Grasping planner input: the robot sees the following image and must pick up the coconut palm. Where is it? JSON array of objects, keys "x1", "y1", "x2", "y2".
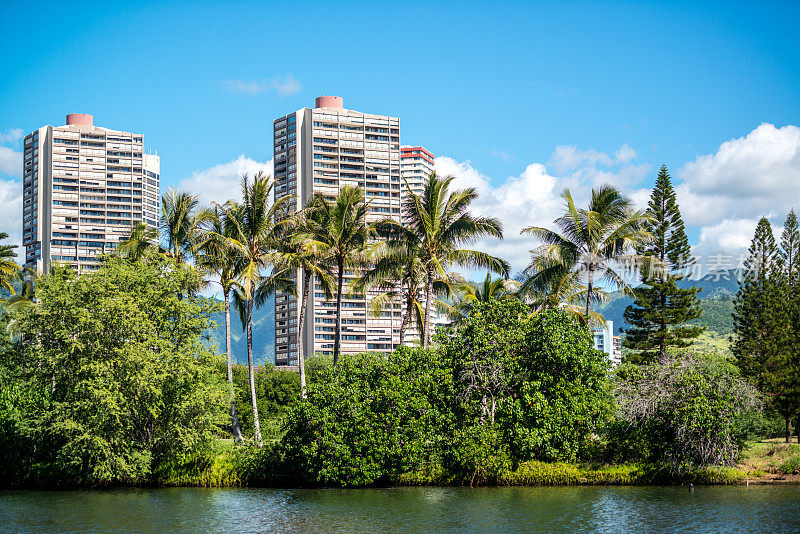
[
  {"x1": 400, "y1": 173, "x2": 509, "y2": 348},
  {"x1": 195, "y1": 207, "x2": 244, "y2": 442},
  {"x1": 1, "y1": 269, "x2": 37, "y2": 339},
  {"x1": 519, "y1": 259, "x2": 608, "y2": 325},
  {"x1": 444, "y1": 273, "x2": 520, "y2": 324},
  {"x1": 355, "y1": 241, "x2": 456, "y2": 347},
  {"x1": 522, "y1": 186, "x2": 651, "y2": 320},
  {"x1": 295, "y1": 186, "x2": 379, "y2": 364},
  {"x1": 0, "y1": 232, "x2": 20, "y2": 294},
  {"x1": 118, "y1": 222, "x2": 160, "y2": 260},
  {"x1": 274, "y1": 201, "x2": 334, "y2": 398},
  {"x1": 160, "y1": 188, "x2": 202, "y2": 265},
  {"x1": 223, "y1": 172, "x2": 293, "y2": 445}
]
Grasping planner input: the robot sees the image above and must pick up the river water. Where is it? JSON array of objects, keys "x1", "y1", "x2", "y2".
[{"x1": 1, "y1": 485, "x2": 798, "y2": 533}]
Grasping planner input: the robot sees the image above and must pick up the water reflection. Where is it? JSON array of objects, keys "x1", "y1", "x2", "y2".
[{"x1": 0, "y1": 485, "x2": 798, "y2": 533}]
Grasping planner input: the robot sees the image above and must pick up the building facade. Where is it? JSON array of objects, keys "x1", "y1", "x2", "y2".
[
  {"x1": 273, "y1": 96, "x2": 402, "y2": 365},
  {"x1": 22, "y1": 114, "x2": 159, "y2": 273},
  {"x1": 400, "y1": 145, "x2": 435, "y2": 198},
  {"x1": 593, "y1": 319, "x2": 622, "y2": 366}
]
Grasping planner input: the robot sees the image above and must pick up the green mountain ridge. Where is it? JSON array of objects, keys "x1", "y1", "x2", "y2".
[{"x1": 596, "y1": 270, "x2": 737, "y2": 336}]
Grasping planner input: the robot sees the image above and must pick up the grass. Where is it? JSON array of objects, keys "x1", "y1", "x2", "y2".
[
  {"x1": 739, "y1": 438, "x2": 800, "y2": 476},
  {"x1": 153, "y1": 438, "x2": 789, "y2": 488},
  {"x1": 394, "y1": 462, "x2": 748, "y2": 487}
]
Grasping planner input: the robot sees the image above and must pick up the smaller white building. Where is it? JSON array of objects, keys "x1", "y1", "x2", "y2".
[{"x1": 593, "y1": 320, "x2": 622, "y2": 366}]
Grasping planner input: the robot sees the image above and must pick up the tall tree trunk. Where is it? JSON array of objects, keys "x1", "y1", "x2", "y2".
[
  {"x1": 333, "y1": 258, "x2": 344, "y2": 365},
  {"x1": 423, "y1": 265, "x2": 434, "y2": 349},
  {"x1": 585, "y1": 267, "x2": 594, "y2": 324},
  {"x1": 247, "y1": 298, "x2": 262, "y2": 445},
  {"x1": 399, "y1": 288, "x2": 413, "y2": 347},
  {"x1": 297, "y1": 270, "x2": 311, "y2": 399},
  {"x1": 225, "y1": 290, "x2": 243, "y2": 443},
  {"x1": 787, "y1": 415, "x2": 793, "y2": 444}
]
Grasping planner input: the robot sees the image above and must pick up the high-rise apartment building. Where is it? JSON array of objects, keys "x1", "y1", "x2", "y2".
[
  {"x1": 273, "y1": 96, "x2": 402, "y2": 365},
  {"x1": 400, "y1": 145, "x2": 435, "y2": 197},
  {"x1": 593, "y1": 320, "x2": 622, "y2": 366},
  {"x1": 22, "y1": 114, "x2": 159, "y2": 273}
]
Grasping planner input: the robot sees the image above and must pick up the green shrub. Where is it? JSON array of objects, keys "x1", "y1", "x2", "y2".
[
  {"x1": 443, "y1": 423, "x2": 512, "y2": 485},
  {"x1": 0, "y1": 257, "x2": 227, "y2": 488},
  {"x1": 441, "y1": 302, "x2": 612, "y2": 464},
  {"x1": 281, "y1": 348, "x2": 451, "y2": 487}
]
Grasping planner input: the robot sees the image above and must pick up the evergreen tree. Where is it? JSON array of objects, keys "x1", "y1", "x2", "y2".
[
  {"x1": 733, "y1": 217, "x2": 799, "y2": 442},
  {"x1": 623, "y1": 165, "x2": 703, "y2": 362},
  {"x1": 777, "y1": 211, "x2": 800, "y2": 442}
]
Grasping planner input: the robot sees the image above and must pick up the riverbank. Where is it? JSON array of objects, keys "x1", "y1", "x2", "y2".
[{"x1": 150, "y1": 442, "x2": 767, "y2": 489}]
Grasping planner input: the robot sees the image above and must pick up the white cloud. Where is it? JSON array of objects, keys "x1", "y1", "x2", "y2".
[
  {"x1": 434, "y1": 123, "x2": 800, "y2": 272},
  {"x1": 176, "y1": 155, "x2": 274, "y2": 207},
  {"x1": 269, "y1": 74, "x2": 302, "y2": 96},
  {"x1": 692, "y1": 218, "x2": 761, "y2": 262},
  {"x1": 435, "y1": 144, "x2": 646, "y2": 274},
  {"x1": 0, "y1": 129, "x2": 23, "y2": 144},
  {"x1": 677, "y1": 123, "x2": 800, "y2": 228},
  {"x1": 223, "y1": 74, "x2": 302, "y2": 96},
  {"x1": 0, "y1": 177, "x2": 22, "y2": 251},
  {"x1": 0, "y1": 146, "x2": 22, "y2": 176}
]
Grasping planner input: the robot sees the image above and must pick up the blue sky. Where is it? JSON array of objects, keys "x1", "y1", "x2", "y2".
[{"x1": 2, "y1": 0, "x2": 800, "y2": 273}]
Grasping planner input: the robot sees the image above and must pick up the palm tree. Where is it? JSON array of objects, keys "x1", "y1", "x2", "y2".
[
  {"x1": 522, "y1": 186, "x2": 651, "y2": 321},
  {"x1": 160, "y1": 188, "x2": 202, "y2": 265},
  {"x1": 400, "y1": 173, "x2": 509, "y2": 348},
  {"x1": 0, "y1": 232, "x2": 20, "y2": 294},
  {"x1": 118, "y1": 222, "x2": 160, "y2": 260},
  {"x1": 1, "y1": 269, "x2": 37, "y2": 339},
  {"x1": 295, "y1": 186, "x2": 379, "y2": 364},
  {"x1": 445, "y1": 273, "x2": 520, "y2": 323},
  {"x1": 223, "y1": 172, "x2": 292, "y2": 444},
  {"x1": 356, "y1": 241, "x2": 455, "y2": 347},
  {"x1": 519, "y1": 260, "x2": 607, "y2": 325},
  {"x1": 276, "y1": 203, "x2": 333, "y2": 398},
  {"x1": 195, "y1": 207, "x2": 244, "y2": 442}
]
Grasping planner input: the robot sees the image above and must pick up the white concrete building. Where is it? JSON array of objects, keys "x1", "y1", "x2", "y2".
[
  {"x1": 400, "y1": 145, "x2": 435, "y2": 198},
  {"x1": 273, "y1": 96, "x2": 402, "y2": 365},
  {"x1": 593, "y1": 319, "x2": 622, "y2": 366},
  {"x1": 22, "y1": 114, "x2": 159, "y2": 273}
]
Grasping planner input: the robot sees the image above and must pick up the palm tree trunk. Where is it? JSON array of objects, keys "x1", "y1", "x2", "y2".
[
  {"x1": 246, "y1": 298, "x2": 262, "y2": 445},
  {"x1": 297, "y1": 270, "x2": 311, "y2": 399},
  {"x1": 399, "y1": 289, "x2": 413, "y2": 346},
  {"x1": 585, "y1": 268, "x2": 593, "y2": 324},
  {"x1": 225, "y1": 290, "x2": 243, "y2": 443},
  {"x1": 423, "y1": 265, "x2": 434, "y2": 349},
  {"x1": 333, "y1": 258, "x2": 344, "y2": 365}
]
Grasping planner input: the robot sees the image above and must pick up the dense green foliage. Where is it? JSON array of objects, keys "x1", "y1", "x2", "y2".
[
  {"x1": 624, "y1": 166, "x2": 703, "y2": 361},
  {"x1": 281, "y1": 301, "x2": 612, "y2": 486},
  {"x1": 283, "y1": 349, "x2": 451, "y2": 486},
  {"x1": 0, "y1": 258, "x2": 227, "y2": 487}
]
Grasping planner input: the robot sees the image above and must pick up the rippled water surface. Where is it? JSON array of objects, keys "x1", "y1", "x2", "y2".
[{"x1": 1, "y1": 485, "x2": 799, "y2": 533}]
